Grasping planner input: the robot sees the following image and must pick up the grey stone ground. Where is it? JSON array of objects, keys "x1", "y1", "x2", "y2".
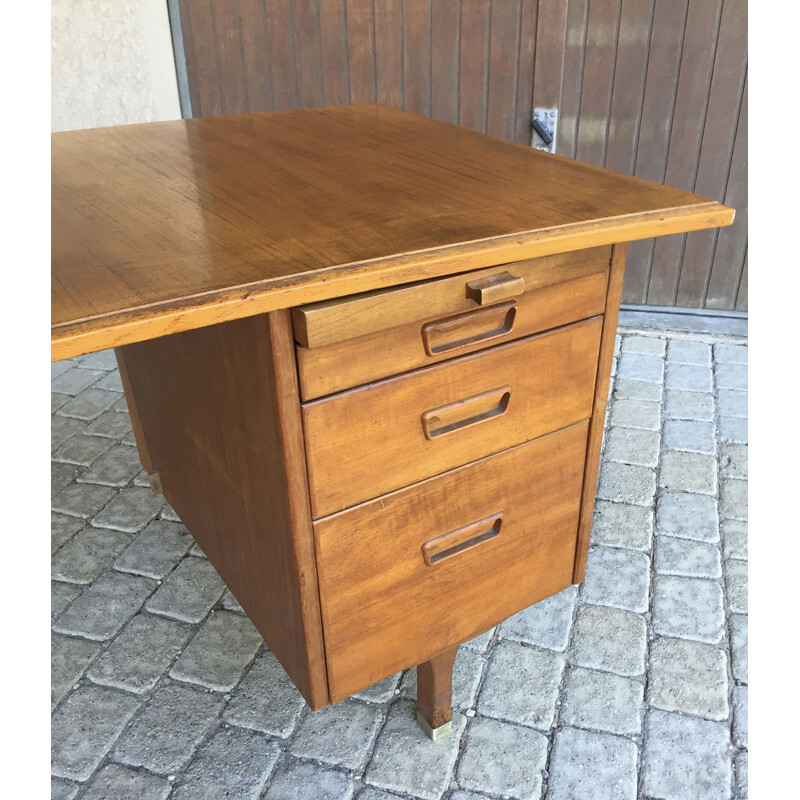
[{"x1": 51, "y1": 329, "x2": 748, "y2": 800}]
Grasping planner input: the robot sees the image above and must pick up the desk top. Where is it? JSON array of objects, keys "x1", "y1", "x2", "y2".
[{"x1": 52, "y1": 104, "x2": 733, "y2": 360}]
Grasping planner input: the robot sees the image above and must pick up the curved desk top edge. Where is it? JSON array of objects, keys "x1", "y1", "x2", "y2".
[{"x1": 52, "y1": 201, "x2": 732, "y2": 362}]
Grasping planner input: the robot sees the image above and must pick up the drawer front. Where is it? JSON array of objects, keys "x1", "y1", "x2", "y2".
[
  {"x1": 315, "y1": 421, "x2": 589, "y2": 702},
  {"x1": 294, "y1": 247, "x2": 610, "y2": 400},
  {"x1": 303, "y1": 316, "x2": 602, "y2": 517}
]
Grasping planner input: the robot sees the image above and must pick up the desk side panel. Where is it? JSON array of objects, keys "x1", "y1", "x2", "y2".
[{"x1": 116, "y1": 310, "x2": 328, "y2": 708}]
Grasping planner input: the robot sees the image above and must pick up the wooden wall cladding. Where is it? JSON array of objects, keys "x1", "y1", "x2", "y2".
[{"x1": 175, "y1": 0, "x2": 747, "y2": 310}]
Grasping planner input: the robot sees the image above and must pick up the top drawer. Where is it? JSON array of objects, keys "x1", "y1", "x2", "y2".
[{"x1": 293, "y1": 247, "x2": 610, "y2": 400}]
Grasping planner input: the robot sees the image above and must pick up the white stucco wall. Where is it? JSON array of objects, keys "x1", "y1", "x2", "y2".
[{"x1": 51, "y1": 0, "x2": 182, "y2": 132}]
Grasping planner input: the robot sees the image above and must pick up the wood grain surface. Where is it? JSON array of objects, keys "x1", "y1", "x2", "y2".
[{"x1": 52, "y1": 104, "x2": 732, "y2": 360}]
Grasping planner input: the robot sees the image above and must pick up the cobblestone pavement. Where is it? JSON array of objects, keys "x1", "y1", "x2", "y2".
[{"x1": 51, "y1": 329, "x2": 748, "y2": 800}]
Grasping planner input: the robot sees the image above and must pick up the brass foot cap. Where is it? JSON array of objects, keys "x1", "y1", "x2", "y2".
[{"x1": 416, "y1": 710, "x2": 452, "y2": 741}]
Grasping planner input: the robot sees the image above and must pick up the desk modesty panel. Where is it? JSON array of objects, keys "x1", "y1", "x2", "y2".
[{"x1": 52, "y1": 105, "x2": 733, "y2": 738}]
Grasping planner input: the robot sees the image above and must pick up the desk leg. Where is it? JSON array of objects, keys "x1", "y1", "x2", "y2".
[{"x1": 416, "y1": 646, "x2": 458, "y2": 740}]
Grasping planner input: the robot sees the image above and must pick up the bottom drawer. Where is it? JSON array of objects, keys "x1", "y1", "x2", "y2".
[{"x1": 314, "y1": 420, "x2": 589, "y2": 702}]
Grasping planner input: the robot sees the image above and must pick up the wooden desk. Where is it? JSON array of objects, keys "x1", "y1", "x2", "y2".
[{"x1": 52, "y1": 104, "x2": 733, "y2": 739}]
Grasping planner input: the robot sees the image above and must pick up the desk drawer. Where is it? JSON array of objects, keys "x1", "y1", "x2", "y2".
[
  {"x1": 314, "y1": 421, "x2": 588, "y2": 702},
  {"x1": 303, "y1": 316, "x2": 602, "y2": 517},
  {"x1": 294, "y1": 247, "x2": 610, "y2": 400}
]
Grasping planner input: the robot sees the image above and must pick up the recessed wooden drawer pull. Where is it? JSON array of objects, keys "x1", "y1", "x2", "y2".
[
  {"x1": 421, "y1": 302, "x2": 517, "y2": 356},
  {"x1": 465, "y1": 271, "x2": 525, "y2": 305},
  {"x1": 421, "y1": 385, "x2": 511, "y2": 440},
  {"x1": 421, "y1": 512, "x2": 504, "y2": 566}
]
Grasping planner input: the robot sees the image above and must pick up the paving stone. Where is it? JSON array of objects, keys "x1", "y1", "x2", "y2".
[
  {"x1": 500, "y1": 585, "x2": 576, "y2": 651},
  {"x1": 608, "y1": 398, "x2": 660, "y2": 430},
  {"x1": 590, "y1": 501, "x2": 653, "y2": 551},
  {"x1": 569, "y1": 604, "x2": 646, "y2": 677},
  {"x1": 114, "y1": 684, "x2": 224, "y2": 773},
  {"x1": 77, "y1": 349, "x2": 119, "y2": 371},
  {"x1": 715, "y1": 342, "x2": 747, "y2": 364},
  {"x1": 730, "y1": 614, "x2": 748, "y2": 683},
  {"x1": 720, "y1": 479, "x2": 748, "y2": 521},
  {"x1": 52, "y1": 415, "x2": 87, "y2": 452},
  {"x1": 725, "y1": 559, "x2": 748, "y2": 614},
  {"x1": 52, "y1": 512, "x2": 84, "y2": 554},
  {"x1": 716, "y1": 388, "x2": 747, "y2": 418},
  {"x1": 93, "y1": 369, "x2": 125, "y2": 392},
  {"x1": 647, "y1": 637, "x2": 729, "y2": 720},
  {"x1": 51, "y1": 527, "x2": 132, "y2": 584},
  {"x1": 112, "y1": 394, "x2": 129, "y2": 412},
  {"x1": 52, "y1": 482, "x2": 116, "y2": 520},
  {"x1": 667, "y1": 339, "x2": 712, "y2": 365},
  {"x1": 223, "y1": 650, "x2": 307, "y2": 737},
  {"x1": 172, "y1": 726, "x2": 281, "y2": 800},
  {"x1": 53, "y1": 434, "x2": 116, "y2": 467},
  {"x1": 660, "y1": 451, "x2": 717, "y2": 495},
  {"x1": 616, "y1": 352, "x2": 664, "y2": 383},
  {"x1": 604, "y1": 426, "x2": 660, "y2": 467},
  {"x1": 114, "y1": 520, "x2": 196, "y2": 579},
  {"x1": 612, "y1": 377, "x2": 662, "y2": 401},
  {"x1": 720, "y1": 443, "x2": 748, "y2": 479},
  {"x1": 666, "y1": 363, "x2": 713, "y2": 393},
  {"x1": 53, "y1": 571, "x2": 156, "y2": 641},
  {"x1": 51, "y1": 634, "x2": 101, "y2": 709},
  {"x1": 457, "y1": 716, "x2": 547, "y2": 800},
  {"x1": 52, "y1": 358, "x2": 78, "y2": 379},
  {"x1": 664, "y1": 388, "x2": 715, "y2": 421},
  {"x1": 159, "y1": 502, "x2": 181, "y2": 522},
  {"x1": 87, "y1": 613, "x2": 192, "y2": 693},
  {"x1": 353, "y1": 672, "x2": 403, "y2": 703},
  {"x1": 718, "y1": 415, "x2": 748, "y2": 444},
  {"x1": 85, "y1": 411, "x2": 133, "y2": 440},
  {"x1": 357, "y1": 790, "x2": 406, "y2": 800},
  {"x1": 264, "y1": 759, "x2": 356, "y2": 800},
  {"x1": 655, "y1": 491, "x2": 719, "y2": 542},
  {"x1": 220, "y1": 588, "x2": 245, "y2": 613},
  {"x1": 289, "y1": 700, "x2": 384, "y2": 770},
  {"x1": 622, "y1": 335, "x2": 666, "y2": 356},
  {"x1": 462, "y1": 626, "x2": 495, "y2": 652},
  {"x1": 663, "y1": 419, "x2": 716, "y2": 455},
  {"x1": 547, "y1": 726, "x2": 638, "y2": 800},
  {"x1": 731, "y1": 688, "x2": 747, "y2": 750},
  {"x1": 51, "y1": 685, "x2": 139, "y2": 782},
  {"x1": 365, "y1": 700, "x2": 465, "y2": 800},
  {"x1": 478, "y1": 640, "x2": 564, "y2": 729},
  {"x1": 642, "y1": 709, "x2": 731, "y2": 800},
  {"x1": 189, "y1": 541, "x2": 207, "y2": 557},
  {"x1": 716, "y1": 362, "x2": 747, "y2": 390},
  {"x1": 52, "y1": 581, "x2": 82, "y2": 622},
  {"x1": 133, "y1": 468, "x2": 152, "y2": 487},
  {"x1": 147, "y1": 556, "x2": 226, "y2": 622},
  {"x1": 596, "y1": 461, "x2": 656, "y2": 506},
  {"x1": 52, "y1": 392, "x2": 71, "y2": 413},
  {"x1": 401, "y1": 647, "x2": 485, "y2": 710},
  {"x1": 580, "y1": 546, "x2": 650, "y2": 612},
  {"x1": 58, "y1": 388, "x2": 120, "y2": 421},
  {"x1": 652, "y1": 576, "x2": 725, "y2": 643},
  {"x1": 92, "y1": 487, "x2": 164, "y2": 532},
  {"x1": 81, "y1": 764, "x2": 171, "y2": 800},
  {"x1": 561, "y1": 666, "x2": 644, "y2": 735},
  {"x1": 614, "y1": 333, "x2": 622, "y2": 354},
  {"x1": 170, "y1": 610, "x2": 262, "y2": 691},
  {"x1": 654, "y1": 535, "x2": 722, "y2": 578},
  {"x1": 735, "y1": 751, "x2": 748, "y2": 799},
  {"x1": 51, "y1": 778, "x2": 79, "y2": 800},
  {"x1": 51, "y1": 367, "x2": 104, "y2": 396},
  {"x1": 79, "y1": 444, "x2": 142, "y2": 487},
  {"x1": 51, "y1": 462, "x2": 82, "y2": 498}
]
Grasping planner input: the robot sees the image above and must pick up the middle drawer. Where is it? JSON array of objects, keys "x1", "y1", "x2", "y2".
[{"x1": 303, "y1": 315, "x2": 602, "y2": 517}]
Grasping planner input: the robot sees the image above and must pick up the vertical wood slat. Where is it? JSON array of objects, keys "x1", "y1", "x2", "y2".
[
  {"x1": 623, "y1": 0, "x2": 688, "y2": 304},
  {"x1": 173, "y1": 0, "x2": 747, "y2": 310},
  {"x1": 459, "y1": 0, "x2": 491, "y2": 133},
  {"x1": 676, "y1": 0, "x2": 747, "y2": 307},
  {"x1": 431, "y1": 0, "x2": 461, "y2": 124},
  {"x1": 735, "y1": 249, "x2": 747, "y2": 312},
  {"x1": 402, "y1": 0, "x2": 432, "y2": 116}
]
